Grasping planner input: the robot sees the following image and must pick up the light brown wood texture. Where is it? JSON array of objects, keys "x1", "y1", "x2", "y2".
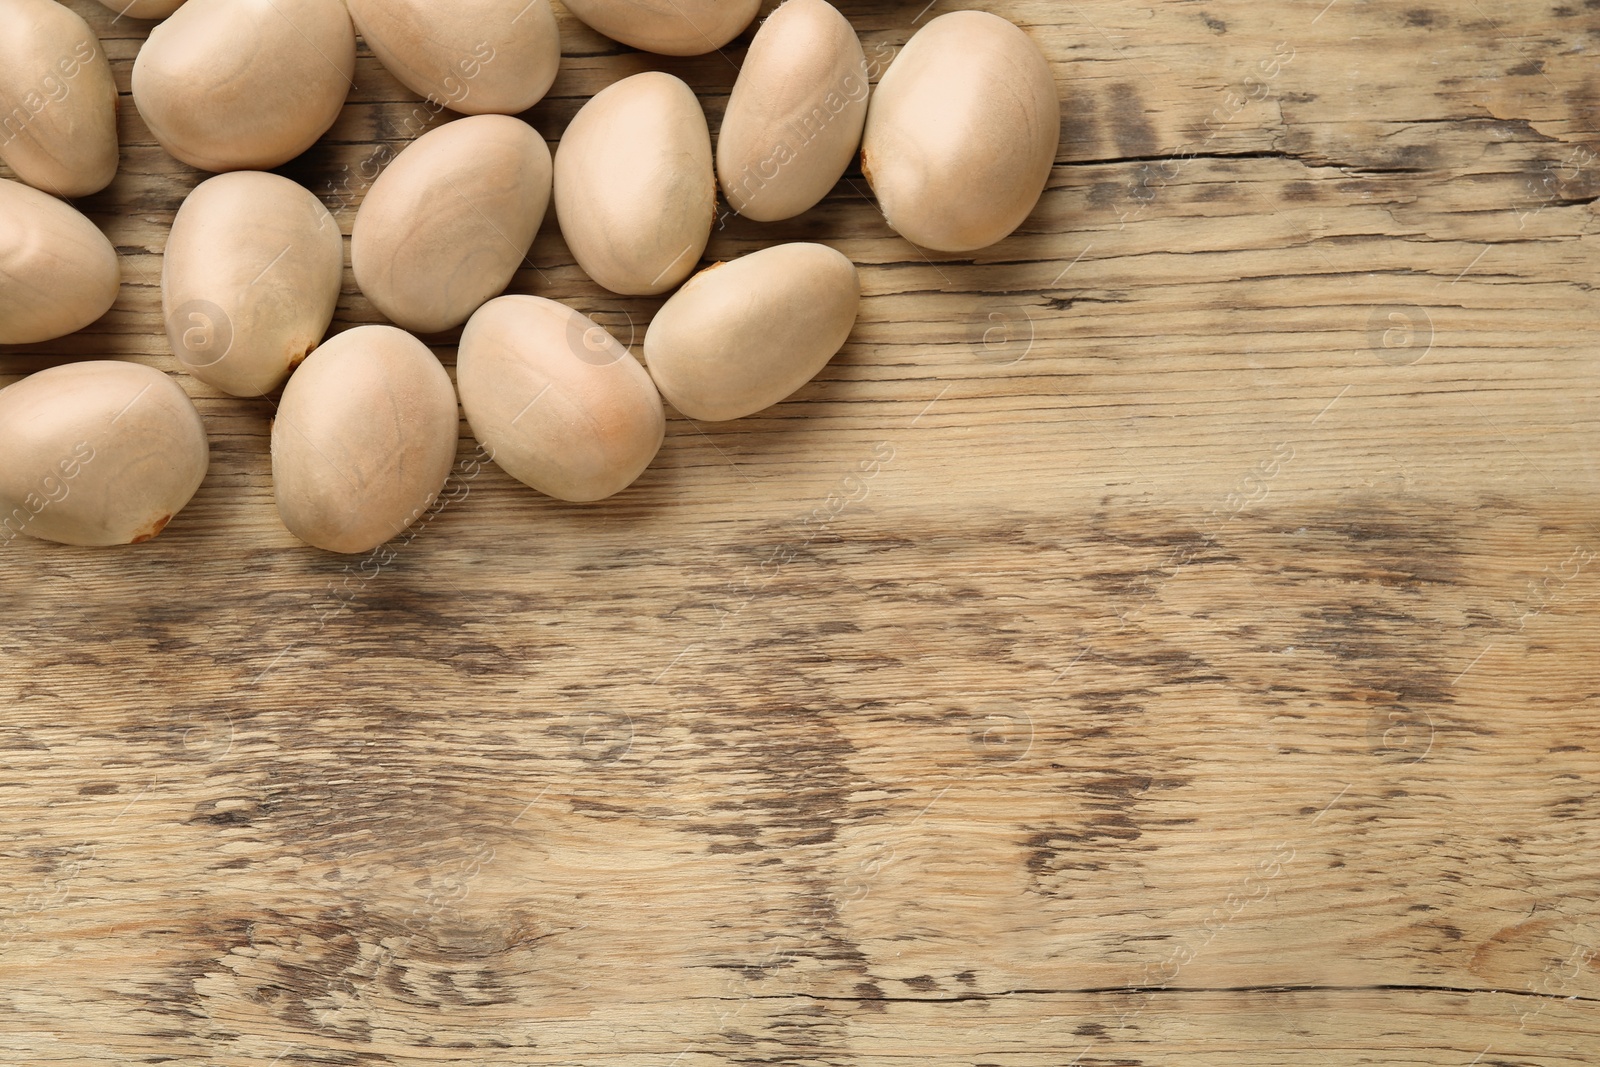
[{"x1": 3, "y1": 1, "x2": 1599, "y2": 1063}]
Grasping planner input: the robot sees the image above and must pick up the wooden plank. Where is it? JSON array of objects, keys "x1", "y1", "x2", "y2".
[{"x1": 2, "y1": 1, "x2": 1598, "y2": 1064}]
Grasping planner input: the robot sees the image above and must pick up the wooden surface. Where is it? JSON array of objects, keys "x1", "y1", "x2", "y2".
[{"x1": 3, "y1": 0, "x2": 1600, "y2": 1063}]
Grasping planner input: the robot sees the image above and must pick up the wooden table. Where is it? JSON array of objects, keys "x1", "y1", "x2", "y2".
[{"x1": 3, "y1": 1, "x2": 1598, "y2": 1063}]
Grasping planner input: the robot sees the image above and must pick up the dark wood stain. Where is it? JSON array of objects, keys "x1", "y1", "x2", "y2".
[
  {"x1": 1107, "y1": 82, "x2": 1159, "y2": 159},
  {"x1": 1064, "y1": 87, "x2": 1103, "y2": 162},
  {"x1": 5, "y1": 1, "x2": 1600, "y2": 1063}
]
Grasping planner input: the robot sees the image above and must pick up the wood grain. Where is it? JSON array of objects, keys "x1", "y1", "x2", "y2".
[{"x1": 3, "y1": 1, "x2": 1600, "y2": 1064}]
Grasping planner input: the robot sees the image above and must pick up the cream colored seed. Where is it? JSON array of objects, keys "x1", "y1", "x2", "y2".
[
  {"x1": 271, "y1": 326, "x2": 460, "y2": 555},
  {"x1": 554, "y1": 72, "x2": 715, "y2": 298},
  {"x1": 0, "y1": 178, "x2": 120, "y2": 346},
  {"x1": 0, "y1": 0, "x2": 118, "y2": 197},
  {"x1": 718, "y1": 0, "x2": 869, "y2": 223},
  {"x1": 353, "y1": 114, "x2": 552, "y2": 335},
  {"x1": 862, "y1": 10, "x2": 1061, "y2": 253},
  {"x1": 644, "y1": 242, "x2": 861, "y2": 423},
  {"x1": 163, "y1": 171, "x2": 344, "y2": 398},
  {"x1": 458, "y1": 295, "x2": 666, "y2": 503},
  {"x1": 560, "y1": 0, "x2": 758, "y2": 56},
  {"x1": 0, "y1": 361, "x2": 209, "y2": 547},
  {"x1": 132, "y1": 0, "x2": 356, "y2": 173},
  {"x1": 346, "y1": 0, "x2": 560, "y2": 117}
]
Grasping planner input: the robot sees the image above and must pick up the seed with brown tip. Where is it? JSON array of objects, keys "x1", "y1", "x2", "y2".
[{"x1": 0, "y1": 362, "x2": 209, "y2": 547}]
